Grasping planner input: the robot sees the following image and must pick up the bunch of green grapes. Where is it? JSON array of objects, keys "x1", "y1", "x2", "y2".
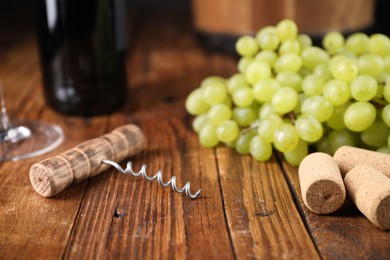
[{"x1": 185, "y1": 19, "x2": 390, "y2": 166}]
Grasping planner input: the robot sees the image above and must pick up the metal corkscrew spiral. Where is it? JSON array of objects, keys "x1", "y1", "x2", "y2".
[
  {"x1": 102, "y1": 160, "x2": 202, "y2": 199},
  {"x1": 29, "y1": 124, "x2": 202, "y2": 199}
]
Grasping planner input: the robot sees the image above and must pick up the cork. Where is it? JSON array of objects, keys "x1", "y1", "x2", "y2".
[
  {"x1": 334, "y1": 146, "x2": 390, "y2": 178},
  {"x1": 298, "y1": 152, "x2": 346, "y2": 214},
  {"x1": 344, "y1": 165, "x2": 390, "y2": 230},
  {"x1": 29, "y1": 124, "x2": 145, "y2": 197}
]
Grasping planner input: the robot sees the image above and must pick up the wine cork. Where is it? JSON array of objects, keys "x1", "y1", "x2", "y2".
[
  {"x1": 30, "y1": 124, "x2": 145, "y2": 197},
  {"x1": 298, "y1": 152, "x2": 346, "y2": 214},
  {"x1": 334, "y1": 146, "x2": 390, "y2": 178},
  {"x1": 344, "y1": 165, "x2": 390, "y2": 230}
]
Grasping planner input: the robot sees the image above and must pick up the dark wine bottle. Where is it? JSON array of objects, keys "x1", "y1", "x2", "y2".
[{"x1": 34, "y1": 0, "x2": 128, "y2": 116}]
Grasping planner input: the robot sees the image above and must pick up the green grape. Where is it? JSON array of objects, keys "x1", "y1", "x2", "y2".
[
  {"x1": 275, "y1": 71, "x2": 302, "y2": 92},
  {"x1": 283, "y1": 139, "x2": 309, "y2": 166},
  {"x1": 273, "y1": 123, "x2": 300, "y2": 152},
  {"x1": 255, "y1": 50, "x2": 278, "y2": 66},
  {"x1": 328, "y1": 54, "x2": 348, "y2": 68},
  {"x1": 221, "y1": 95, "x2": 233, "y2": 108},
  {"x1": 301, "y1": 96, "x2": 334, "y2": 122},
  {"x1": 237, "y1": 56, "x2": 254, "y2": 73},
  {"x1": 368, "y1": 33, "x2": 390, "y2": 56},
  {"x1": 358, "y1": 53, "x2": 384, "y2": 76},
  {"x1": 227, "y1": 73, "x2": 248, "y2": 94},
  {"x1": 232, "y1": 107, "x2": 257, "y2": 127},
  {"x1": 315, "y1": 137, "x2": 332, "y2": 155},
  {"x1": 274, "y1": 53, "x2": 302, "y2": 73},
  {"x1": 232, "y1": 86, "x2": 254, "y2": 107},
  {"x1": 207, "y1": 104, "x2": 232, "y2": 125},
  {"x1": 185, "y1": 88, "x2": 210, "y2": 115},
  {"x1": 200, "y1": 76, "x2": 225, "y2": 88},
  {"x1": 375, "y1": 71, "x2": 389, "y2": 86},
  {"x1": 192, "y1": 114, "x2": 208, "y2": 133},
  {"x1": 250, "y1": 136, "x2": 273, "y2": 161},
  {"x1": 249, "y1": 101, "x2": 261, "y2": 116},
  {"x1": 298, "y1": 67, "x2": 312, "y2": 78},
  {"x1": 257, "y1": 114, "x2": 283, "y2": 142},
  {"x1": 199, "y1": 122, "x2": 219, "y2": 148},
  {"x1": 236, "y1": 35, "x2": 259, "y2": 57},
  {"x1": 382, "y1": 104, "x2": 390, "y2": 127},
  {"x1": 377, "y1": 146, "x2": 390, "y2": 154},
  {"x1": 326, "y1": 102, "x2": 350, "y2": 130},
  {"x1": 345, "y1": 33, "x2": 369, "y2": 55},
  {"x1": 256, "y1": 26, "x2": 277, "y2": 40},
  {"x1": 323, "y1": 31, "x2": 345, "y2": 55},
  {"x1": 389, "y1": 133, "x2": 390, "y2": 148},
  {"x1": 271, "y1": 87, "x2": 298, "y2": 114},
  {"x1": 224, "y1": 139, "x2": 237, "y2": 148},
  {"x1": 202, "y1": 80, "x2": 227, "y2": 105},
  {"x1": 235, "y1": 130, "x2": 257, "y2": 155},
  {"x1": 253, "y1": 78, "x2": 281, "y2": 103},
  {"x1": 244, "y1": 60, "x2": 272, "y2": 85},
  {"x1": 297, "y1": 34, "x2": 312, "y2": 49},
  {"x1": 322, "y1": 79, "x2": 350, "y2": 106},
  {"x1": 329, "y1": 55, "x2": 346, "y2": 70},
  {"x1": 301, "y1": 46, "x2": 330, "y2": 70},
  {"x1": 295, "y1": 115, "x2": 323, "y2": 142},
  {"x1": 313, "y1": 64, "x2": 332, "y2": 81},
  {"x1": 258, "y1": 102, "x2": 282, "y2": 119},
  {"x1": 375, "y1": 83, "x2": 385, "y2": 99},
  {"x1": 294, "y1": 93, "x2": 308, "y2": 114},
  {"x1": 361, "y1": 121, "x2": 390, "y2": 148},
  {"x1": 216, "y1": 120, "x2": 240, "y2": 142},
  {"x1": 329, "y1": 129, "x2": 356, "y2": 155},
  {"x1": 257, "y1": 31, "x2": 280, "y2": 51},
  {"x1": 330, "y1": 58, "x2": 358, "y2": 82},
  {"x1": 344, "y1": 101, "x2": 376, "y2": 132},
  {"x1": 383, "y1": 83, "x2": 390, "y2": 102},
  {"x1": 350, "y1": 75, "x2": 378, "y2": 101},
  {"x1": 302, "y1": 74, "x2": 325, "y2": 96},
  {"x1": 383, "y1": 54, "x2": 390, "y2": 73},
  {"x1": 279, "y1": 39, "x2": 301, "y2": 54},
  {"x1": 341, "y1": 50, "x2": 358, "y2": 60},
  {"x1": 276, "y1": 19, "x2": 298, "y2": 42}
]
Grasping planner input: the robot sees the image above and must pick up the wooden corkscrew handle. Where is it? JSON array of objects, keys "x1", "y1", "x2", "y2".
[{"x1": 29, "y1": 124, "x2": 145, "y2": 197}]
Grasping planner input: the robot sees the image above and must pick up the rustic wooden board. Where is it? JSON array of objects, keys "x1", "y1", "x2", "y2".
[{"x1": 1, "y1": 8, "x2": 389, "y2": 260}]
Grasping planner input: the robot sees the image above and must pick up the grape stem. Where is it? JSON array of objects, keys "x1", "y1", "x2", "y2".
[
  {"x1": 286, "y1": 112, "x2": 297, "y2": 124},
  {"x1": 372, "y1": 98, "x2": 386, "y2": 109}
]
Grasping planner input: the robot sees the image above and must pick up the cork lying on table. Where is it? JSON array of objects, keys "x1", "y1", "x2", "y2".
[
  {"x1": 298, "y1": 152, "x2": 346, "y2": 214},
  {"x1": 29, "y1": 124, "x2": 145, "y2": 198},
  {"x1": 334, "y1": 146, "x2": 390, "y2": 178},
  {"x1": 344, "y1": 164, "x2": 390, "y2": 230}
]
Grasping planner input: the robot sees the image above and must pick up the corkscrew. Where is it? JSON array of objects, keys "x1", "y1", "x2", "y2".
[
  {"x1": 29, "y1": 124, "x2": 201, "y2": 199},
  {"x1": 102, "y1": 160, "x2": 201, "y2": 199}
]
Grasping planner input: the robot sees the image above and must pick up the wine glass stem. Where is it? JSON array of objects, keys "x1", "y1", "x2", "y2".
[{"x1": 0, "y1": 80, "x2": 12, "y2": 131}]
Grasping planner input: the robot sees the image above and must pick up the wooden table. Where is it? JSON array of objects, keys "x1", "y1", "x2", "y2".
[{"x1": 0, "y1": 9, "x2": 389, "y2": 259}]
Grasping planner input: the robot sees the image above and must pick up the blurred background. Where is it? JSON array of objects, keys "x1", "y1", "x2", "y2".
[
  {"x1": 0, "y1": 0, "x2": 389, "y2": 53},
  {"x1": 0, "y1": 0, "x2": 190, "y2": 8}
]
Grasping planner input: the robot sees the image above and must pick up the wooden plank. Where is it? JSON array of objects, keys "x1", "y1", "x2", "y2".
[
  {"x1": 217, "y1": 148, "x2": 320, "y2": 259},
  {"x1": 281, "y1": 161, "x2": 390, "y2": 259}
]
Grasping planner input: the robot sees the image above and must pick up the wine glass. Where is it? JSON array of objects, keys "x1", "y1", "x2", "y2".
[{"x1": 0, "y1": 80, "x2": 63, "y2": 162}]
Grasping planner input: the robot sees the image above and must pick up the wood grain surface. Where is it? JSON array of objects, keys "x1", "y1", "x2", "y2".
[{"x1": 0, "y1": 8, "x2": 389, "y2": 260}]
